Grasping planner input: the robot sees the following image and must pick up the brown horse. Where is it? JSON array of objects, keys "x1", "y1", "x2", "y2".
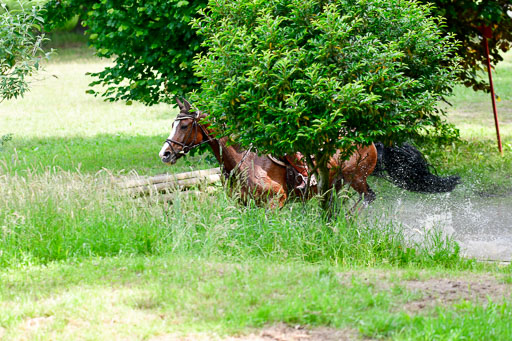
[{"x1": 159, "y1": 99, "x2": 377, "y2": 208}]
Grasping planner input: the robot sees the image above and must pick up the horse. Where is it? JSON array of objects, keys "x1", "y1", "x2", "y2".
[{"x1": 158, "y1": 99, "x2": 378, "y2": 208}]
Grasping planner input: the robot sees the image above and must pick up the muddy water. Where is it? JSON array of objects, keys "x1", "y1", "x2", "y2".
[{"x1": 370, "y1": 186, "x2": 512, "y2": 261}]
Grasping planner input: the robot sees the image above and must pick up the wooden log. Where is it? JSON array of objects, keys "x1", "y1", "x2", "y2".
[
  {"x1": 125, "y1": 173, "x2": 221, "y2": 195},
  {"x1": 117, "y1": 168, "x2": 221, "y2": 189},
  {"x1": 131, "y1": 187, "x2": 218, "y2": 206}
]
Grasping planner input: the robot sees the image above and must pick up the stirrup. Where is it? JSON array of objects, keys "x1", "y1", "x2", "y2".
[{"x1": 296, "y1": 173, "x2": 317, "y2": 190}]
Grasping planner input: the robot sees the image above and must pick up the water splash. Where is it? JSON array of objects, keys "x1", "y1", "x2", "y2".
[{"x1": 370, "y1": 182, "x2": 512, "y2": 261}]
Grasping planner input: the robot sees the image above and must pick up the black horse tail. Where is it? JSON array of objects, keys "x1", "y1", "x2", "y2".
[{"x1": 373, "y1": 142, "x2": 460, "y2": 193}]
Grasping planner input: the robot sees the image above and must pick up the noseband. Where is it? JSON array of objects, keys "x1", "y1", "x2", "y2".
[{"x1": 164, "y1": 111, "x2": 213, "y2": 157}]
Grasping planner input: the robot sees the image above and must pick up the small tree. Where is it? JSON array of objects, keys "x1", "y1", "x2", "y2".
[
  {"x1": 0, "y1": 2, "x2": 49, "y2": 100},
  {"x1": 192, "y1": 0, "x2": 460, "y2": 207}
]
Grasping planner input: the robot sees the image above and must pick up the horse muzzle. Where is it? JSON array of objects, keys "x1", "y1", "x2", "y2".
[{"x1": 161, "y1": 151, "x2": 177, "y2": 164}]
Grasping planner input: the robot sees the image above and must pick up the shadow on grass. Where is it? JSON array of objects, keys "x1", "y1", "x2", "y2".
[{"x1": 0, "y1": 134, "x2": 216, "y2": 176}]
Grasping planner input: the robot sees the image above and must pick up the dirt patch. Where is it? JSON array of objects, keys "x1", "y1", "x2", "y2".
[
  {"x1": 151, "y1": 324, "x2": 362, "y2": 341},
  {"x1": 335, "y1": 270, "x2": 512, "y2": 313},
  {"x1": 403, "y1": 275, "x2": 512, "y2": 312},
  {"x1": 17, "y1": 316, "x2": 55, "y2": 337}
]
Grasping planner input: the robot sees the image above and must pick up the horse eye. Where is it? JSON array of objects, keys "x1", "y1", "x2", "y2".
[{"x1": 180, "y1": 125, "x2": 188, "y2": 130}]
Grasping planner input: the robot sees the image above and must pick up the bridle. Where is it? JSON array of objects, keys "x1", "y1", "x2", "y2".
[
  {"x1": 163, "y1": 109, "x2": 254, "y2": 180},
  {"x1": 164, "y1": 110, "x2": 214, "y2": 157}
]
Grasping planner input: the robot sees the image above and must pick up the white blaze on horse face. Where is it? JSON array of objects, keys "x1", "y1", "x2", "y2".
[{"x1": 159, "y1": 121, "x2": 179, "y2": 159}]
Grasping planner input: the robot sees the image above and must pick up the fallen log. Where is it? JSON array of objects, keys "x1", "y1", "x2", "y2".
[
  {"x1": 124, "y1": 173, "x2": 221, "y2": 195},
  {"x1": 131, "y1": 186, "x2": 219, "y2": 205},
  {"x1": 117, "y1": 168, "x2": 221, "y2": 189}
]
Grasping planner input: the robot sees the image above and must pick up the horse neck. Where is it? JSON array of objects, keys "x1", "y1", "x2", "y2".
[
  {"x1": 206, "y1": 135, "x2": 248, "y2": 173},
  {"x1": 198, "y1": 119, "x2": 249, "y2": 172}
]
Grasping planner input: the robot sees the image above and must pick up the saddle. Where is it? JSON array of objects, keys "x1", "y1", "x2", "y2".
[{"x1": 268, "y1": 153, "x2": 316, "y2": 193}]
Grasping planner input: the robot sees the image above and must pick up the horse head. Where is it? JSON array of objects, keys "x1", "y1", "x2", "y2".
[{"x1": 159, "y1": 98, "x2": 210, "y2": 164}]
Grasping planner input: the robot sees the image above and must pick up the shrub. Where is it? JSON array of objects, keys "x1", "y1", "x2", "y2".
[
  {"x1": 192, "y1": 0, "x2": 461, "y2": 203},
  {"x1": 0, "y1": 2, "x2": 50, "y2": 100},
  {"x1": 43, "y1": 0, "x2": 512, "y2": 105}
]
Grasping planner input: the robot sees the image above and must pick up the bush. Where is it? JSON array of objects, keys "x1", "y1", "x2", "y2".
[
  {"x1": 43, "y1": 0, "x2": 512, "y2": 105},
  {"x1": 2, "y1": 1, "x2": 78, "y2": 31},
  {"x1": 0, "y1": 2, "x2": 50, "y2": 100},
  {"x1": 192, "y1": 0, "x2": 461, "y2": 199}
]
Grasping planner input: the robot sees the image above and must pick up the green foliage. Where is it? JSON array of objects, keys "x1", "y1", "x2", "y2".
[
  {"x1": 192, "y1": 0, "x2": 460, "y2": 165},
  {"x1": 2, "y1": 0, "x2": 79, "y2": 30},
  {"x1": 0, "y1": 133, "x2": 12, "y2": 151},
  {"x1": 44, "y1": 0, "x2": 208, "y2": 105},
  {"x1": 42, "y1": 0, "x2": 512, "y2": 106},
  {"x1": 421, "y1": 0, "x2": 512, "y2": 91},
  {"x1": 0, "y1": 2, "x2": 50, "y2": 100},
  {"x1": 0, "y1": 0, "x2": 43, "y2": 13}
]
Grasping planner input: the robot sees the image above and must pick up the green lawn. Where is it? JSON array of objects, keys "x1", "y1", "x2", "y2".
[
  {"x1": 1, "y1": 45, "x2": 512, "y2": 340},
  {"x1": 1, "y1": 256, "x2": 511, "y2": 340}
]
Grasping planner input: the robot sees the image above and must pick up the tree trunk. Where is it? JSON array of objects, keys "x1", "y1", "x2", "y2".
[
  {"x1": 306, "y1": 154, "x2": 335, "y2": 217},
  {"x1": 315, "y1": 157, "x2": 332, "y2": 213}
]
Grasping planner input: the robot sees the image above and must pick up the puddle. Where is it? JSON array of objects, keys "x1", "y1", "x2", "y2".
[{"x1": 371, "y1": 185, "x2": 512, "y2": 262}]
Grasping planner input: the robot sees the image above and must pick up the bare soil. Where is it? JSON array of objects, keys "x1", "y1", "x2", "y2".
[
  {"x1": 151, "y1": 324, "x2": 361, "y2": 341},
  {"x1": 402, "y1": 275, "x2": 511, "y2": 312},
  {"x1": 338, "y1": 270, "x2": 511, "y2": 313},
  {"x1": 151, "y1": 274, "x2": 512, "y2": 341}
]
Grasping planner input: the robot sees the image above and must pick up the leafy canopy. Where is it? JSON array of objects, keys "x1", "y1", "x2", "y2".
[
  {"x1": 42, "y1": 0, "x2": 510, "y2": 105},
  {"x1": 0, "y1": 2, "x2": 49, "y2": 101},
  {"x1": 44, "y1": 0, "x2": 207, "y2": 105},
  {"x1": 45, "y1": 0, "x2": 512, "y2": 104},
  {"x1": 192, "y1": 0, "x2": 460, "y2": 162}
]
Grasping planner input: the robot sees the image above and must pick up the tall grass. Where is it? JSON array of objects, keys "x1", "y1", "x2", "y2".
[{"x1": 0, "y1": 163, "x2": 462, "y2": 269}]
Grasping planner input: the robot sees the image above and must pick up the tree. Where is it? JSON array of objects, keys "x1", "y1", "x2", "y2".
[
  {"x1": 44, "y1": 0, "x2": 207, "y2": 105},
  {"x1": 191, "y1": 0, "x2": 460, "y2": 207},
  {"x1": 421, "y1": 0, "x2": 512, "y2": 91},
  {"x1": 43, "y1": 0, "x2": 511, "y2": 105},
  {"x1": 0, "y1": 2, "x2": 49, "y2": 101}
]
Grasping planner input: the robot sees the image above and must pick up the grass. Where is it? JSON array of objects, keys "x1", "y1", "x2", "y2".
[
  {"x1": 449, "y1": 50, "x2": 512, "y2": 140},
  {"x1": 0, "y1": 39, "x2": 512, "y2": 339},
  {"x1": 0, "y1": 168, "x2": 464, "y2": 268},
  {"x1": 0, "y1": 52, "x2": 215, "y2": 175},
  {"x1": 0, "y1": 256, "x2": 510, "y2": 340}
]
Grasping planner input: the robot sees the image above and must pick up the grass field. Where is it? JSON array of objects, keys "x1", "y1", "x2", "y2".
[{"x1": 1, "y1": 43, "x2": 512, "y2": 340}]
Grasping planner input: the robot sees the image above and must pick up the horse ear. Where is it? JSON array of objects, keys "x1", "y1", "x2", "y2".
[
  {"x1": 182, "y1": 98, "x2": 192, "y2": 111},
  {"x1": 175, "y1": 97, "x2": 185, "y2": 110}
]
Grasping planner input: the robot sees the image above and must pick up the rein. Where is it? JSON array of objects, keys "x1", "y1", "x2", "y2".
[{"x1": 229, "y1": 144, "x2": 253, "y2": 177}]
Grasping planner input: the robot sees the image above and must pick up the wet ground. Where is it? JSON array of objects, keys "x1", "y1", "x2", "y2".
[{"x1": 371, "y1": 183, "x2": 512, "y2": 262}]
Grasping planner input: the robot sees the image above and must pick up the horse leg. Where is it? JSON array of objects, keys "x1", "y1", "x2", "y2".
[
  {"x1": 364, "y1": 186, "x2": 376, "y2": 205},
  {"x1": 347, "y1": 176, "x2": 376, "y2": 213},
  {"x1": 268, "y1": 191, "x2": 286, "y2": 209},
  {"x1": 267, "y1": 183, "x2": 287, "y2": 209},
  {"x1": 251, "y1": 175, "x2": 287, "y2": 209}
]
